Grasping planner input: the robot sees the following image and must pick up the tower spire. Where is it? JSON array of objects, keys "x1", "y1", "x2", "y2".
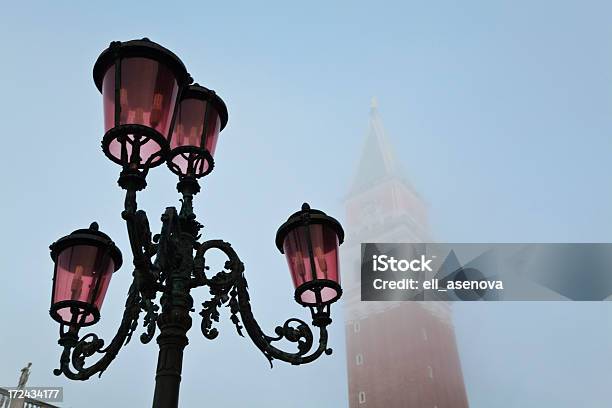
[
  {"x1": 348, "y1": 98, "x2": 408, "y2": 196},
  {"x1": 370, "y1": 96, "x2": 378, "y2": 111}
]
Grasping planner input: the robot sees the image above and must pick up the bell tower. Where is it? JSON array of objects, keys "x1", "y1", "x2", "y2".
[{"x1": 342, "y1": 100, "x2": 469, "y2": 407}]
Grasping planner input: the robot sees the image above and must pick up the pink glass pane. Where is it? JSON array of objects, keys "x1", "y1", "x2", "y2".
[
  {"x1": 102, "y1": 67, "x2": 115, "y2": 132},
  {"x1": 108, "y1": 135, "x2": 163, "y2": 166},
  {"x1": 52, "y1": 245, "x2": 115, "y2": 324},
  {"x1": 283, "y1": 224, "x2": 340, "y2": 304},
  {"x1": 203, "y1": 109, "x2": 221, "y2": 156},
  {"x1": 170, "y1": 98, "x2": 205, "y2": 149},
  {"x1": 169, "y1": 99, "x2": 221, "y2": 175},
  {"x1": 101, "y1": 58, "x2": 179, "y2": 164}
]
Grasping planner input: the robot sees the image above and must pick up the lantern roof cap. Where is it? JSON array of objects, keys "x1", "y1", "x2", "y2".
[
  {"x1": 93, "y1": 38, "x2": 192, "y2": 92},
  {"x1": 50, "y1": 222, "x2": 123, "y2": 270},
  {"x1": 275, "y1": 203, "x2": 344, "y2": 253}
]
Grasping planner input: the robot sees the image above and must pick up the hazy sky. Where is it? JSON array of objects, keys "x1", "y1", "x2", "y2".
[{"x1": 1, "y1": 1, "x2": 611, "y2": 407}]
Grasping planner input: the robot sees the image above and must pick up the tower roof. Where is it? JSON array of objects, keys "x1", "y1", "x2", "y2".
[{"x1": 348, "y1": 98, "x2": 411, "y2": 196}]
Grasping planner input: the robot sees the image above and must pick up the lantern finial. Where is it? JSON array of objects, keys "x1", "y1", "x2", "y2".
[{"x1": 301, "y1": 203, "x2": 310, "y2": 211}]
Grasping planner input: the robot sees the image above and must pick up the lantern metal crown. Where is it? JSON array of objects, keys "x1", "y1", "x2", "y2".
[{"x1": 49, "y1": 38, "x2": 344, "y2": 408}]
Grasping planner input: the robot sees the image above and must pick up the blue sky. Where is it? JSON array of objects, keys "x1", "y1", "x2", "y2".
[{"x1": 1, "y1": 1, "x2": 611, "y2": 407}]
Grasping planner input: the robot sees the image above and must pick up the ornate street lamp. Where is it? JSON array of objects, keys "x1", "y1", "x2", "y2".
[{"x1": 50, "y1": 38, "x2": 344, "y2": 408}]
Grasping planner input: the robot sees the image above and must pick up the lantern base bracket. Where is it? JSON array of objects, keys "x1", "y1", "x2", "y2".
[
  {"x1": 294, "y1": 279, "x2": 343, "y2": 307},
  {"x1": 167, "y1": 146, "x2": 214, "y2": 179},
  {"x1": 311, "y1": 310, "x2": 332, "y2": 328},
  {"x1": 118, "y1": 168, "x2": 147, "y2": 191},
  {"x1": 50, "y1": 300, "x2": 101, "y2": 327},
  {"x1": 176, "y1": 176, "x2": 200, "y2": 196},
  {"x1": 102, "y1": 124, "x2": 169, "y2": 170}
]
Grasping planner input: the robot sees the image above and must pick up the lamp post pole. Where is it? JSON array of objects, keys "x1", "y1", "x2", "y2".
[
  {"x1": 49, "y1": 39, "x2": 345, "y2": 408},
  {"x1": 151, "y1": 182, "x2": 196, "y2": 408},
  {"x1": 153, "y1": 292, "x2": 191, "y2": 408}
]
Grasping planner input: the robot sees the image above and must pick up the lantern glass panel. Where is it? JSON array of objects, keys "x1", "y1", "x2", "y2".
[
  {"x1": 101, "y1": 57, "x2": 180, "y2": 164},
  {"x1": 203, "y1": 108, "x2": 221, "y2": 156},
  {"x1": 52, "y1": 245, "x2": 115, "y2": 325},
  {"x1": 171, "y1": 98, "x2": 205, "y2": 149},
  {"x1": 283, "y1": 224, "x2": 340, "y2": 305},
  {"x1": 169, "y1": 98, "x2": 221, "y2": 174}
]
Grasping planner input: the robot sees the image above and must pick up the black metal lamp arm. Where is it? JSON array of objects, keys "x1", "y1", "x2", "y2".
[
  {"x1": 53, "y1": 280, "x2": 144, "y2": 380},
  {"x1": 195, "y1": 240, "x2": 333, "y2": 367},
  {"x1": 53, "y1": 187, "x2": 163, "y2": 380}
]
